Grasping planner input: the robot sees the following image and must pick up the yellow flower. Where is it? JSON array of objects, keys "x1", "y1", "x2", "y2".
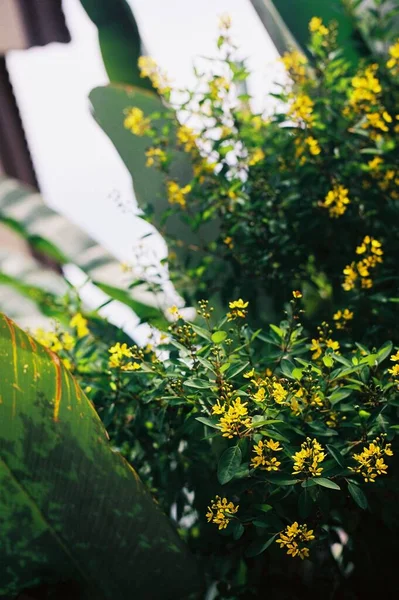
[
  {"x1": 289, "y1": 93, "x2": 315, "y2": 126},
  {"x1": 121, "y1": 361, "x2": 141, "y2": 372},
  {"x1": 272, "y1": 382, "x2": 288, "y2": 405},
  {"x1": 350, "y1": 436, "x2": 393, "y2": 483},
  {"x1": 292, "y1": 290, "x2": 302, "y2": 298},
  {"x1": 227, "y1": 299, "x2": 249, "y2": 321},
  {"x1": 251, "y1": 439, "x2": 282, "y2": 471},
  {"x1": 70, "y1": 313, "x2": 89, "y2": 338},
  {"x1": 166, "y1": 181, "x2": 191, "y2": 208},
  {"x1": 310, "y1": 338, "x2": 322, "y2": 360},
  {"x1": 177, "y1": 125, "x2": 198, "y2": 153},
  {"x1": 108, "y1": 342, "x2": 133, "y2": 368},
  {"x1": 390, "y1": 350, "x2": 399, "y2": 362},
  {"x1": 309, "y1": 17, "x2": 329, "y2": 35},
  {"x1": 343, "y1": 237, "x2": 383, "y2": 292},
  {"x1": 248, "y1": 148, "x2": 265, "y2": 166},
  {"x1": 206, "y1": 496, "x2": 239, "y2": 530},
  {"x1": 276, "y1": 522, "x2": 315, "y2": 560},
  {"x1": 305, "y1": 136, "x2": 321, "y2": 156},
  {"x1": 123, "y1": 107, "x2": 151, "y2": 136},
  {"x1": 386, "y1": 40, "x2": 399, "y2": 73},
  {"x1": 325, "y1": 339, "x2": 340, "y2": 352},
  {"x1": 348, "y1": 64, "x2": 381, "y2": 113},
  {"x1": 333, "y1": 308, "x2": 354, "y2": 329},
  {"x1": 292, "y1": 437, "x2": 326, "y2": 477},
  {"x1": 243, "y1": 368, "x2": 255, "y2": 379},
  {"x1": 223, "y1": 236, "x2": 234, "y2": 249},
  {"x1": 138, "y1": 56, "x2": 171, "y2": 94},
  {"x1": 280, "y1": 50, "x2": 307, "y2": 85},
  {"x1": 209, "y1": 76, "x2": 230, "y2": 101},
  {"x1": 35, "y1": 328, "x2": 74, "y2": 354},
  {"x1": 219, "y1": 397, "x2": 252, "y2": 438},
  {"x1": 319, "y1": 185, "x2": 350, "y2": 218},
  {"x1": 253, "y1": 387, "x2": 266, "y2": 403},
  {"x1": 368, "y1": 156, "x2": 383, "y2": 170},
  {"x1": 145, "y1": 147, "x2": 167, "y2": 167},
  {"x1": 212, "y1": 401, "x2": 226, "y2": 415}
]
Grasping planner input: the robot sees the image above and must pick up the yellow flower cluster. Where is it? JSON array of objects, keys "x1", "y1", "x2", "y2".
[
  {"x1": 363, "y1": 110, "x2": 392, "y2": 135},
  {"x1": 208, "y1": 76, "x2": 230, "y2": 101},
  {"x1": 108, "y1": 342, "x2": 141, "y2": 371},
  {"x1": 309, "y1": 16, "x2": 329, "y2": 36},
  {"x1": 276, "y1": 522, "x2": 315, "y2": 560},
  {"x1": 145, "y1": 147, "x2": 167, "y2": 168},
  {"x1": 166, "y1": 181, "x2": 191, "y2": 208},
  {"x1": 333, "y1": 308, "x2": 354, "y2": 330},
  {"x1": 319, "y1": 184, "x2": 350, "y2": 218},
  {"x1": 138, "y1": 56, "x2": 171, "y2": 94},
  {"x1": 388, "y1": 350, "x2": 399, "y2": 386},
  {"x1": 349, "y1": 64, "x2": 381, "y2": 112},
  {"x1": 213, "y1": 397, "x2": 252, "y2": 439},
  {"x1": 310, "y1": 333, "x2": 340, "y2": 360},
  {"x1": 176, "y1": 125, "x2": 198, "y2": 153},
  {"x1": 294, "y1": 136, "x2": 321, "y2": 165},
  {"x1": 251, "y1": 439, "x2": 282, "y2": 471},
  {"x1": 387, "y1": 39, "x2": 399, "y2": 74},
  {"x1": 124, "y1": 107, "x2": 151, "y2": 136},
  {"x1": 70, "y1": 313, "x2": 89, "y2": 338},
  {"x1": 272, "y1": 381, "x2": 288, "y2": 404},
  {"x1": 289, "y1": 93, "x2": 315, "y2": 126},
  {"x1": 292, "y1": 437, "x2": 326, "y2": 477},
  {"x1": 350, "y1": 436, "x2": 393, "y2": 483},
  {"x1": 206, "y1": 496, "x2": 239, "y2": 530},
  {"x1": 342, "y1": 236, "x2": 383, "y2": 291},
  {"x1": 227, "y1": 298, "x2": 248, "y2": 321},
  {"x1": 35, "y1": 329, "x2": 74, "y2": 355},
  {"x1": 248, "y1": 148, "x2": 265, "y2": 166},
  {"x1": 280, "y1": 50, "x2": 307, "y2": 85}
]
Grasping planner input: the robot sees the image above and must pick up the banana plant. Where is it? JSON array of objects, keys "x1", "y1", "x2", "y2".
[
  {"x1": 250, "y1": 0, "x2": 374, "y2": 62},
  {"x1": 0, "y1": 313, "x2": 200, "y2": 599},
  {"x1": 0, "y1": 177, "x2": 169, "y2": 328}
]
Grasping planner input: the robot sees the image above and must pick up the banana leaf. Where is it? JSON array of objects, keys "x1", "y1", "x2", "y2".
[
  {"x1": 0, "y1": 314, "x2": 200, "y2": 599},
  {"x1": 0, "y1": 177, "x2": 167, "y2": 325},
  {"x1": 250, "y1": 0, "x2": 371, "y2": 62},
  {"x1": 89, "y1": 85, "x2": 219, "y2": 265},
  {"x1": 80, "y1": 0, "x2": 153, "y2": 89}
]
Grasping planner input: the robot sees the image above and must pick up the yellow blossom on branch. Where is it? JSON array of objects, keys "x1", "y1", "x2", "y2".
[
  {"x1": 289, "y1": 93, "x2": 315, "y2": 126},
  {"x1": 145, "y1": 147, "x2": 167, "y2": 167},
  {"x1": 292, "y1": 437, "x2": 326, "y2": 477},
  {"x1": 218, "y1": 397, "x2": 252, "y2": 438},
  {"x1": 272, "y1": 382, "x2": 288, "y2": 405},
  {"x1": 70, "y1": 313, "x2": 89, "y2": 338},
  {"x1": 319, "y1": 185, "x2": 350, "y2": 218},
  {"x1": 206, "y1": 495, "x2": 239, "y2": 530},
  {"x1": 176, "y1": 125, "x2": 198, "y2": 153},
  {"x1": 248, "y1": 148, "x2": 265, "y2": 166},
  {"x1": 386, "y1": 39, "x2": 399, "y2": 74},
  {"x1": 166, "y1": 181, "x2": 191, "y2": 208},
  {"x1": 280, "y1": 50, "x2": 307, "y2": 85},
  {"x1": 276, "y1": 522, "x2": 315, "y2": 560},
  {"x1": 333, "y1": 308, "x2": 354, "y2": 329},
  {"x1": 138, "y1": 56, "x2": 171, "y2": 94},
  {"x1": 124, "y1": 107, "x2": 151, "y2": 136},
  {"x1": 227, "y1": 299, "x2": 248, "y2": 321},
  {"x1": 309, "y1": 17, "x2": 329, "y2": 36},
  {"x1": 251, "y1": 439, "x2": 282, "y2": 471},
  {"x1": 350, "y1": 436, "x2": 393, "y2": 483}
]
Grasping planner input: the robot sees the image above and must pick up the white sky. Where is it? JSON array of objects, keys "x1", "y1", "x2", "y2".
[{"x1": 7, "y1": 0, "x2": 279, "y2": 264}]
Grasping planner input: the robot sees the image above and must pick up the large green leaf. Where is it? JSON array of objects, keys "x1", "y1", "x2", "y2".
[
  {"x1": 80, "y1": 0, "x2": 153, "y2": 89},
  {"x1": 89, "y1": 85, "x2": 219, "y2": 263},
  {"x1": 0, "y1": 314, "x2": 200, "y2": 598},
  {"x1": 250, "y1": 0, "x2": 370, "y2": 62},
  {"x1": 0, "y1": 177, "x2": 166, "y2": 323}
]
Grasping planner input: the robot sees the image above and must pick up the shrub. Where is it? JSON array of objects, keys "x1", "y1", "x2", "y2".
[
  {"x1": 37, "y1": 293, "x2": 399, "y2": 597},
  {"x1": 125, "y1": 14, "x2": 399, "y2": 345}
]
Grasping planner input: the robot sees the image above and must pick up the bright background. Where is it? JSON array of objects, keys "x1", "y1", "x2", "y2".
[{"x1": 7, "y1": 0, "x2": 279, "y2": 265}]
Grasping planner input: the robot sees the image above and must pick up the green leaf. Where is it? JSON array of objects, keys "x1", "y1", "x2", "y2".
[
  {"x1": 376, "y1": 341, "x2": 393, "y2": 364},
  {"x1": 347, "y1": 482, "x2": 368, "y2": 510},
  {"x1": 326, "y1": 444, "x2": 345, "y2": 468},
  {"x1": 313, "y1": 477, "x2": 341, "y2": 490},
  {"x1": 245, "y1": 534, "x2": 277, "y2": 558},
  {"x1": 329, "y1": 388, "x2": 352, "y2": 405},
  {"x1": 183, "y1": 378, "x2": 214, "y2": 389},
  {"x1": 195, "y1": 417, "x2": 220, "y2": 429},
  {"x1": 323, "y1": 355, "x2": 334, "y2": 368},
  {"x1": 211, "y1": 330, "x2": 228, "y2": 344},
  {"x1": 270, "y1": 324, "x2": 284, "y2": 338},
  {"x1": 217, "y1": 446, "x2": 242, "y2": 484},
  {"x1": 0, "y1": 314, "x2": 198, "y2": 598},
  {"x1": 190, "y1": 323, "x2": 212, "y2": 341}
]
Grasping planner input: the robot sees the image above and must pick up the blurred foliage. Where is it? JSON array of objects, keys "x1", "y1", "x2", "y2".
[{"x1": 115, "y1": 6, "x2": 399, "y2": 345}]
